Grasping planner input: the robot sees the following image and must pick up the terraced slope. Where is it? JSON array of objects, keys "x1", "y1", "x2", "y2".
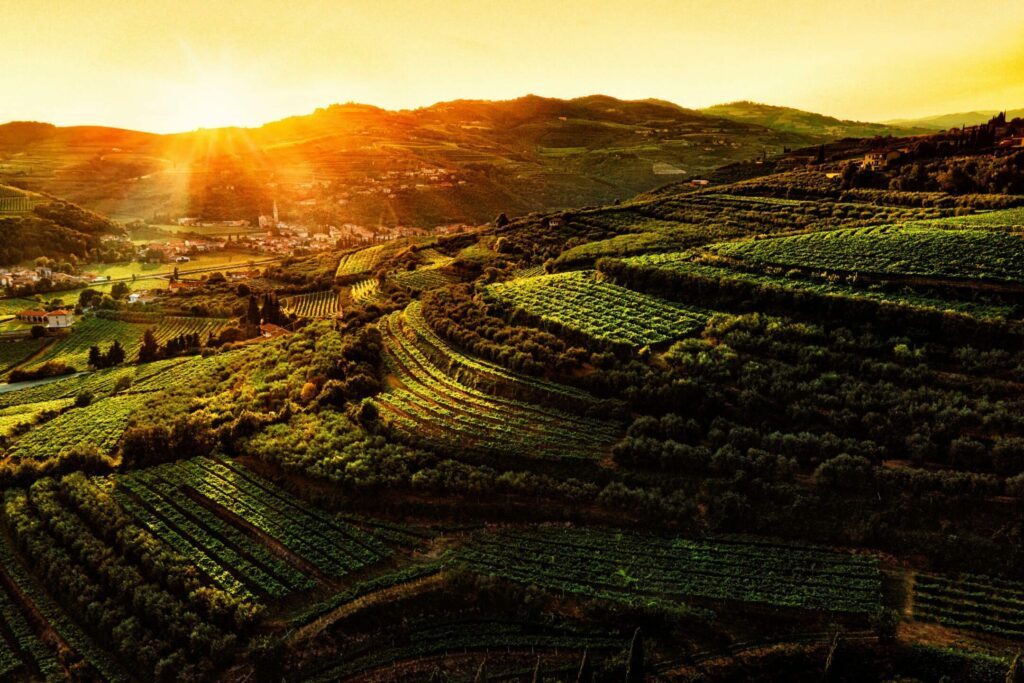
[
  {"x1": 461, "y1": 527, "x2": 882, "y2": 613},
  {"x1": 485, "y1": 270, "x2": 710, "y2": 346},
  {"x1": 372, "y1": 306, "x2": 621, "y2": 460},
  {"x1": 711, "y1": 225, "x2": 1024, "y2": 284}
]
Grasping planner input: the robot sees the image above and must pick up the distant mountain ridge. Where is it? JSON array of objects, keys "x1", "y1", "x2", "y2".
[
  {"x1": 700, "y1": 101, "x2": 930, "y2": 138},
  {"x1": 883, "y1": 108, "x2": 1024, "y2": 131},
  {"x1": 0, "y1": 95, "x2": 819, "y2": 226}
]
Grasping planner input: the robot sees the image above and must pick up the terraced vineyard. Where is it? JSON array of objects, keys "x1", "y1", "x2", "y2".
[
  {"x1": 302, "y1": 618, "x2": 625, "y2": 682},
  {"x1": 373, "y1": 307, "x2": 621, "y2": 459},
  {"x1": 6, "y1": 393, "x2": 152, "y2": 460},
  {"x1": 0, "y1": 535, "x2": 128, "y2": 681},
  {"x1": 485, "y1": 270, "x2": 711, "y2": 346},
  {"x1": 0, "y1": 338, "x2": 46, "y2": 373},
  {"x1": 711, "y1": 225, "x2": 1024, "y2": 284},
  {"x1": 336, "y1": 238, "x2": 433, "y2": 279},
  {"x1": 283, "y1": 290, "x2": 342, "y2": 319},
  {"x1": 460, "y1": 527, "x2": 882, "y2": 614},
  {"x1": 611, "y1": 252, "x2": 1018, "y2": 319},
  {"x1": 348, "y1": 278, "x2": 380, "y2": 303},
  {"x1": 403, "y1": 301, "x2": 611, "y2": 407},
  {"x1": 22, "y1": 315, "x2": 231, "y2": 371},
  {"x1": 0, "y1": 398, "x2": 73, "y2": 437},
  {"x1": 0, "y1": 356, "x2": 187, "y2": 409},
  {"x1": 914, "y1": 573, "x2": 1024, "y2": 640},
  {"x1": 147, "y1": 457, "x2": 391, "y2": 580},
  {"x1": 392, "y1": 264, "x2": 457, "y2": 291}
]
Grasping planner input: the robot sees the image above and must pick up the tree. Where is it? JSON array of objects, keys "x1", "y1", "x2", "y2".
[
  {"x1": 105, "y1": 340, "x2": 126, "y2": 366},
  {"x1": 625, "y1": 628, "x2": 644, "y2": 683},
  {"x1": 111, "y1": 281, "x2": 130, "y2": 300},
  {"x1": 138, "y1": 328, "x2": 160, "y2": 363},
  {"x1": 88, "y1": 345, "x2": 102, "y2": 368},
  {"x1": 30, "y1": 325, "x2": 46, "y2": 339},
  {"x1": 494, "y1": 212, "x2": 509, "y2": 227}
]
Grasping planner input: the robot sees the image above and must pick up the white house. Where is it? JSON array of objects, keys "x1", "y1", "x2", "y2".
[{"x1": 16, "y1": 309, "x2": 74, "y2": 328}]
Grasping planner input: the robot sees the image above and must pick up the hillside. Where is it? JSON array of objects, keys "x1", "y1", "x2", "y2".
[
  {"x1": 0, "y1": 95, "x2": 824, "y2": 227},
  {"x1": 0, "y1": 189, "x2": 124, "y2": 265},
  {"x1": 700, "y1": 100, "x2": 929, "y2": 138},
  {"x1": 0, "y1": 150, "x2": 1020, "y2": 679},
  {"x1": 885, "y1": 107, "x2": 1024, "y2": 130}
]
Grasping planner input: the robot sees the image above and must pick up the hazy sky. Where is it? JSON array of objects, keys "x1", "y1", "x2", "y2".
[{"x1": 5, "y1": 0, "x2": 1024, "y2": 133}]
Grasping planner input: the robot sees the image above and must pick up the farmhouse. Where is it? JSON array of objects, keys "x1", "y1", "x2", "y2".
[
  {"x1": 16, "y1": 309, "x2": 74, "y2": 328},
  {"x1": 861, "y1": 151, "x2": 888, "y2": 171}
]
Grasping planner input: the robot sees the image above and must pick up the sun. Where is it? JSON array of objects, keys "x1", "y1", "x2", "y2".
[{"x1": 165, "y1": 57, "x2": 261, "y2": 131}]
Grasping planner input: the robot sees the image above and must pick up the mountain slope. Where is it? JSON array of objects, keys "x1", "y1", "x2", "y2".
[
  {"x1": 701, "y1": 101, "x2": 928, "y2": 138},
  {"x1": 0, "y1": 96, "x2": 822, "y2": 227},
  {"x1": 883, "y1": 107, "x2": 1024, "y2": 130}
]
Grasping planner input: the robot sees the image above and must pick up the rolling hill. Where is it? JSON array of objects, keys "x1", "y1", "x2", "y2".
[
  {"x1": 883, "y1": 107, "x2": 1024, "y2": 130},
  {"x1": 700, "y1": 101, "x2": 929, "y2": 138},
  {"x1": 0, "y1": 95, "x2": 828, "y2": 228}
]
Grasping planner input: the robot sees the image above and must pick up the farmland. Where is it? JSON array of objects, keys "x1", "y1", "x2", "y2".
[
  {"x1": 459, "y1": 527, "x2": 882, "y2": 614},
  {"x1": 19, "y1": 315, "x2": 231, "y2": 372},
  {"x1": 608, "y1": 251, "x2": 1019, "y2": 319},
  {"x1": 711, "y1": 225, "x2": 1024, "y2": 284},
  {"x1": 372, "y1": 306, "x2": 621, "y2": 459},
  {"x1": 485, "y1": 270, "x2": 711, "y2": 346},
  {"x1": 282, "y1": 290, "x2": 342, "y2": 319},
  {"x1": 913, "y1": 573, "x2": 1024, "y2": 640}
]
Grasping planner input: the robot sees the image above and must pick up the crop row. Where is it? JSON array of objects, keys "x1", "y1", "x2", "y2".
[
  {"x1": 348, "y1": 277, "x2": 381, "y2": 303},
  {"x1": 913, "y1": 573, "x2": 1024, "y2": 640},
  {"x1": 373, "y1": 311, "x2": 618, "y2": 459},
  {"x1": 283, "y1": 290, "x2": 342, "y2": 319},
  {"x1": 305, "y1": 619, "x2": 623, "y2": 682},
  {"x1": 712, "y1": 226, "x2": 1024, "y2": 284},
  {"x1": 459, "y1": 527, "x2": 881, "y2": 614},
  {"x1": 151, "y1": 457, "x2": 389, "y2": 578},
  {"x1": 402, "y1": 301, "x2": 606, "y2": 407},
  {"x1": 7, "y1": 393, "x2": 150, "y2": 461},
  {"x1": 127, "y1": 469, "x2": 314, "y2": 594},
  {"x1": 485, "y1": 270, "x2": 710, "y2": 346},
  {"x1": 0, "y1": 532, "x2": 128, "y2": 681}
]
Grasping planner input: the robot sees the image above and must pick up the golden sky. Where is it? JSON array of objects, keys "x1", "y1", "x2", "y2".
[{"x1": 4, "y1": 0, "x2": 1024, "y2": 133}]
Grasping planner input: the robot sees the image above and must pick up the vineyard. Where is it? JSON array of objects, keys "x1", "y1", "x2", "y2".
[
  {"x1": 485, "y1": 270, "x2": 711, "y2": 346},
  {"x1": 335, "y1": 238, "x2": 433, "y2": 279},
  {"x1": 403, "y1": 300, "x2": 612, "y2": 407},
  {"x1": 611, "y1": 252, "x2": 1018, "y2": 319},
  {"x1": 283, "y1": 290, "x2": 342, "y2": 319},
  {"x1": 913, "y1": 573, "x2": 1024, "y2": 640},
  {"x1": 6, "y1": 392, "x2": 152, "y2": 460},
  {"x1": 301, "y1": 617, "x2": 625, "y2": 682},
  {"x1": 0, "y1": 356, "x2": 188, "y2": 409},
  {"x1": 22, "y1": 315, "x2": 231, "y2": 372},
  {"x1": 348, "y1": 278, "x2": 381, "y2": 303},
  {"x1": 372, "y1": 308, "x2": 621, "y2": 459},
  {"x1": 0, "y1": 398, "x2": 73, "y2": 437},
  {"x1": 459, "y1": 527, "x2": 882, "y2": 614},
  {"x1": 0, "y1": 338, "x2": 47, "y2": 374},
  {"x1": 711, "y1": 225, "x2": 1024, "y2": 284}
]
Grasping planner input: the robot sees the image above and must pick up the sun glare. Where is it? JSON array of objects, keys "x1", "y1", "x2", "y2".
[{"x1": 166, "y1": 58, "x2": 260, "y2": 132}]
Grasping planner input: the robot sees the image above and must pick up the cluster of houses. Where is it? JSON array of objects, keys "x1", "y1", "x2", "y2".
[{"x1": 0, "y1": 266, "x2": 108, "y2": 292}]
